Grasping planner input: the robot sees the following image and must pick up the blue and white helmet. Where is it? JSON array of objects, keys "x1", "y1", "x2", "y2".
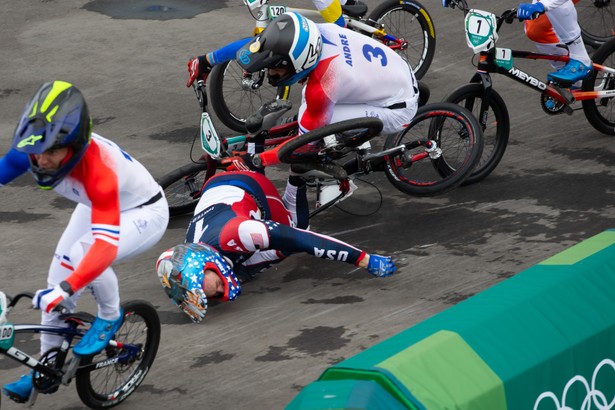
[
  {"x1": 236, "y1": 12, "x2": 322, "y2": 86},
  {"x1": 156, "y1": 243, "x2": 241, "y2": 323}
]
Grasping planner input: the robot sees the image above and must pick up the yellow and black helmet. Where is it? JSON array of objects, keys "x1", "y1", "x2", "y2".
[{"x1": 12, "y1": 81, "x2": 92, "y2": 189}]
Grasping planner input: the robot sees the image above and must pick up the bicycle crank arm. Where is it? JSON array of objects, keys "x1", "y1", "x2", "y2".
[
  {"x1": 362, "y1": 144, "x2": 410, "y2": 161},
  {"x1": 62, "y1": 356, "x2": 81, "y2": 385}
]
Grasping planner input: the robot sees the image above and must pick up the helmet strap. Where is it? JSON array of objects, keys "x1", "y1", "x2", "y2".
[{"x1": 58, "y1": 146, "x2": 74, "y2": 168}]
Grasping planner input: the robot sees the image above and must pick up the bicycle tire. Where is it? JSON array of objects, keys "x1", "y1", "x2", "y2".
[
  {"x1": 577, "y1": 0, "x2": 615, "y2": 49},
  {"x1": 157, "y1": 161, "x2": 209, "y2": 217},
  {"x1": 277, "y1": 117, "x2": 384, "y2": 164},
  {"x1": 209, "y1": 60, "x2": 291, "y2": 133},
  {"x1": 582, "y1": 37, "x2": 615, "y2": 135},
  {"x1": 444, "y1": 83, "x2": 510, "y2": 184},
  {"x1": 383, "y1": 102, "x2": 483, "y2": 196},
  {"x1": 368, "y1": 0, "x2": 436, "y2": 80},
  {"x1": 75, "y1": 300, "x2": 160, "y2": 409}
]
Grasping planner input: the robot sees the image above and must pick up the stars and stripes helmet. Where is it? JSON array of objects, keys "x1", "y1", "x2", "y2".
[
  {"x1": 156, "y1": 243, "x2": 241, "y2": 322},
  {"x1": 236, "y1": 12, "x2": 322, "y2": 86},
  {"x1": 12, "y1": 81, "x2": 92, "y2": 189}
]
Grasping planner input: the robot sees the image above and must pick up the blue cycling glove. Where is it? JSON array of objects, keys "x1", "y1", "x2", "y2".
[
  {"x1": 517, "y1": 2, "x2": 545, "y2": 20},
  {"x1": 367, "y1": 255, "x2": 396, "y2": 277},
  {"x1": 441, "y1": 0, "x2": 450, "y2": 7}
]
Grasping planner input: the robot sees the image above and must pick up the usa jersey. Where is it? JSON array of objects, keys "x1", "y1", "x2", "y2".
[
  {"x1": 300, "y1": 23, "x2": 418, "y2": 133},
  {"x1": 186, "y1": 171, "x2": 366, "y2": 279}
]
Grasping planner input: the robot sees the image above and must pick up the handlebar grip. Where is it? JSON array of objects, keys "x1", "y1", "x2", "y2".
[
  {"x1": 253, "y1": 147, "x2": 280, "y2": 167},
  {"x1": 52, "y1": 300, "x2": 70, "y2": 314}
]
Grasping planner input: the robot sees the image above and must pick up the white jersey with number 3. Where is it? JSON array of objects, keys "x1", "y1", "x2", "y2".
[{"x1": 300, "y1": 23, "x2": 418, "y2": 133}]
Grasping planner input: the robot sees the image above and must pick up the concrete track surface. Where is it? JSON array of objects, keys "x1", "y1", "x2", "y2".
[{"x1": 0, "y1": 0, "x2": 613, "y2": 408}]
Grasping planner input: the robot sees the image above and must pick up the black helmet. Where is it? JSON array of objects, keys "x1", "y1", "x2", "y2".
[
  {"x1": 12, "y1": 81, "x2": 92, "y2": 189},
  {"x1": 236, "y1": 12, "x2": 322, "y2": 86}
]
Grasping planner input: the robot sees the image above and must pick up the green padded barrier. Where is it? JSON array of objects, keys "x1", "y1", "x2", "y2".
[
  {"x1": 286, "y1": 380, "x2": 409, "y2": 410},
  {"x1": 376, "y1": 330, "x2": 505, "y2": 409},
  {"x1": 288, "y1": 230, "x2": 615, "y2": 409}
]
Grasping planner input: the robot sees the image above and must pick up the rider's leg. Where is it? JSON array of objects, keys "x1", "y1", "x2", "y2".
[
  {"x1": 546, "y1": 0, "x2": 591, "y2": 67},
  {"x1": 526, "y1": 0, "x2": 591, "y2": 83},
  {"x1": 525, "y1": 15, "x2": 566, "y2": 70},
  {"x1": 297, "y1": 98, "x2": 418, "y2": 136},
  {"x1": 3, "y1": 204, "x2": 90, "y2": 402},
  {"x1": 73, "y1": 197, "x2": 168, "y2": 356},
  {"x1": 282, "y1": 179, "x2": 309, "y2": 230}
]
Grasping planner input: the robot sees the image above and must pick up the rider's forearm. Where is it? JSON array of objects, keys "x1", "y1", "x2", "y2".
[
  {"x1": 207, "y1": 37, "x2": 252, "y2": 66},
  {"x1": 64, "y1": 240, "x2": 118, "y2": 292}
]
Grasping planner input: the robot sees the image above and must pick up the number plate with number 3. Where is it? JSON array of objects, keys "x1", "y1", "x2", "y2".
[{"x1": 200, "y1": 112, "x2": 222, "y2": 159}]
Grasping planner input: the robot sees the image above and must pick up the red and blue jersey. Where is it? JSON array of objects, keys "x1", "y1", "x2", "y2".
[
  {"x1": 0, "y1": 133, "x2": 161, "y2": 292},
  {"x1": 185, "y1": 171, "x2": 366, "y2": 278}
]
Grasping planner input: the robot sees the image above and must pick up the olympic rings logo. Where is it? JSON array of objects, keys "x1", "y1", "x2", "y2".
[{"x1": 534, "y1": 358, "x2": 615, "y2": 410}]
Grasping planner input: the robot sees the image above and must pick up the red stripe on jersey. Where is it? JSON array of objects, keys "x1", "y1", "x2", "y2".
[
  {"x1": 64, "y1": 140, "x2": 121, "y2": 292},
  {"x1": 300, "y1": 56, "x2": 338, "y2": 133},
  {"x1": 60, "y1": 261, "x2": 74, "y2": 271}
]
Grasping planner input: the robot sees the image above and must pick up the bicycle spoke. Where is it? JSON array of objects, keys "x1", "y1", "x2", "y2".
[
  {"x1": 577, "y1": 0, "x2": 615, "y2": 45},
  {"x1": 377, "y1": 9, "x2": 427, "y2": 76}
]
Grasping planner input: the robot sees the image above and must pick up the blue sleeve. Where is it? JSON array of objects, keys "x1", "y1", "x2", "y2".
[
  {"x1": 0, "y1": 149, "x2": 30, "y2": 185},
  {"x1": 207, "y1": 37, "x2": 253, "y2": 65}
]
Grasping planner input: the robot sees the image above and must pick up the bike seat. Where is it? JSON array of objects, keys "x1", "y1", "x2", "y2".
[
  {"x1": 60, "y1": 311, "x2": 96, "y2": 324},
  {"x1": 341, "y1": 1, "x2": 368, "y2": 18},
  {"x1": 245, "y1": 100, "x2": 293, "y2": 134}
]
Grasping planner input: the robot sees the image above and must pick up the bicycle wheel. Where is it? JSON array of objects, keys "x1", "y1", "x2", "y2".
[
  {"x1": 209, "y1": 60, "x2": 290, "y2": 133},
  {"x1": 444, "y1": 83, "x2": 510, "y2": 184},
  {"x1": 577, "y1": 0, "x2": 615, "y2": 49},
  {"x1": 383, "y1": 102, "x2": 483, "y2": 197},
  {"x1": 582, "y1": 37, "x2": 615, "y2": 135},
  {"x1": 277, "y1": 117, "x2": 384, "y2": 163},
  {"x1": 157, "y1": 161, "x2": 209, "y2": 217},
  {"x1": 368, "y1": 0, "x2": 436, "y2": 80},
  {"x1": 75, "y1": 300, "x2": 160, "y2": 409}
]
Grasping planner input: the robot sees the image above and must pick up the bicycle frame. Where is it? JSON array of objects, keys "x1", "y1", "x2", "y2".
[
  {"x1": 466, "y1": 9, "x2": 615, "y2": 119},
  {"x1": 0, "y1": 291, "x2": 143, "y2": 406}
]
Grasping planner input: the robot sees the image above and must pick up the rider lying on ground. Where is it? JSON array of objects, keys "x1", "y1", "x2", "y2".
[{"x1": 156, "y1": 170, "x2": 396, "y2": 323}]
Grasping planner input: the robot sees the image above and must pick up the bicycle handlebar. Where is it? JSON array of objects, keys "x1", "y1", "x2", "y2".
[
  {"x1": 193, "y1": 80, "x2": 208, "y2": 113},
  {"x1": 7, "y1": 292, "x2": 34, "y2": 309},
  {"x1": 499, "y1": 8, "x2": 545, "y2": 28}
]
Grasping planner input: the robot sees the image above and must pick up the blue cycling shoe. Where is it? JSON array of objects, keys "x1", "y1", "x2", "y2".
[
  {"x1": 547, "y1": 59, "x2": 593, "y2": 85},
  {"x1": 3, "y1": 372, "x2": 33, "y2": 403},
  {"x1": 367, "y1": 255, "x2": 396, "y2": 277},
  {"x1": 73, "y1": 309, "x2": 123, "y2": 356}
]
